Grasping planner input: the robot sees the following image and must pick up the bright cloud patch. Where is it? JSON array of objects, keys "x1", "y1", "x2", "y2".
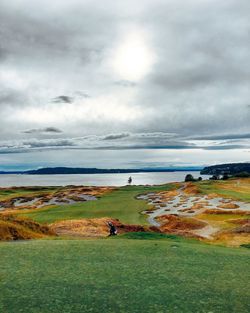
[{"x1": 112, "y1": 28, "x2": 155, "y2": 81}]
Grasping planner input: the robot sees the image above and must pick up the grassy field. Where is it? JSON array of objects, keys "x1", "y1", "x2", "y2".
[
  {"x1": 18, "y1": 184, "x2": 176, "y2": 225},
  {"x1": 1, "y1": 237, "x2": 249, "y2": 313},
  {"x1": 1, "y1": 180, "x2": 250, "y2": 312},
  {"x1": 197, "y1": 179, "x2": 250, "y2": 202}
]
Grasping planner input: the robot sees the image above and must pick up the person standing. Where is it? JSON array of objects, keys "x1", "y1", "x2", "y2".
[{"x1": 107, "y1": 222, "x2": 117, "y2": 236}]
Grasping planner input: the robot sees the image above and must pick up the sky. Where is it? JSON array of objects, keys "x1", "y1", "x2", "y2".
[{"x1": 0, "y1": 0, "x2": 249, "y2": 170}]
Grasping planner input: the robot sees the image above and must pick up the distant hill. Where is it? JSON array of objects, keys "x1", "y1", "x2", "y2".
[
  {"x1": 200, "y1": 163, "x2": 250, "y2": 175},
  {"x1": 0, "y1": 166, "x2": 202, "y2": 175}
]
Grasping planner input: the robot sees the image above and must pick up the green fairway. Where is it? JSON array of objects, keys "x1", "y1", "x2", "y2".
[
  {"x1": 1, "y1": 238, "x2": 249, "y2": 313},
  {"x1": 19, "y1": 184, "x2": 175, "y2": 225}
]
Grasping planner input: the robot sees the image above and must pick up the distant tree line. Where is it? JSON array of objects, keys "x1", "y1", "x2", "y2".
[
  {"x1": 185, "y1": 171, "x2": 250, "y2": 183},
  {"x1": 201, "y1": 163, "x2": 250, "y2": 175},
  {"x1": 185, "y1": 174, "x2": 202, "y2": 182}
]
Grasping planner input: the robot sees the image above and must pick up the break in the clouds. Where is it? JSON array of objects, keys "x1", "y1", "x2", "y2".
[{"x1": 0, "y1": 0, "x2": 249, "y2": 169}]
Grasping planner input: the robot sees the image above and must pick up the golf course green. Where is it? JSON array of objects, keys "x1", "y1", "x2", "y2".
[{"x1": 18, "y1": 184, "x2": 176, "y2": 225}]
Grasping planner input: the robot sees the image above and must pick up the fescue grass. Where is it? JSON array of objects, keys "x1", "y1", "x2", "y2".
[
  {"x1": 0, "y1": 238, "x2": 249, "y2": 313},
  {"x1": 196, "y1": 179, "x2": 250, "y2": 202},
  {"x1": 18, "y1": 184, "x2": 176, "y2": 225},
  {"x1": 198, "y1": 213, "x2": 250, "y2": 222},
  {"x1": 0, "y1": 186, "x2": 59, "y2": 201},
  {"x1": 0, "y1": 215, "x2": 54, "y2": 240}
]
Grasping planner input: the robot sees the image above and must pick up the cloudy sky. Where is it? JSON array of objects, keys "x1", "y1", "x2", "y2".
[{"x1": 0, "y1": 0, "x2": 249, "y2": 170}]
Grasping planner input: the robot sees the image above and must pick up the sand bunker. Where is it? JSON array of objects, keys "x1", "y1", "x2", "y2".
[
  {"x1": 0, "y1": 186, "x2": 112, "y2": 211},
  {"x1": 137, "y1": 184, "x2": 250, "y2": 240}
]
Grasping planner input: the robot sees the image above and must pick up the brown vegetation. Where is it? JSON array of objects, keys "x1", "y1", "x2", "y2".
[
  {"x1": 230, "y1": 219, "x2": 250, "y2": 234},
  {"x1": 183, "y1": 183, "x2": 200, "y2": 195},
  {"x1": 212, "y1": 224, "x2": 250, "y2": 247},
  {"x1": 0, "y1": 214, "x2": 54, "y2": 240},
  {"x1": 158, "y1": 214, "x2": 206, "y2": 237},
  {"x1": 50, "y1": 218, "x2": 159, "y2": 238},
  {"x1": 203, "y1": 209, "x2": 250, "y2": 215}
]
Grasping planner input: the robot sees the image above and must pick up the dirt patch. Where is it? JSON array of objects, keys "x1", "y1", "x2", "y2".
[{"x1": 218, "y1": 203, "x2": 240, "y2": 209}]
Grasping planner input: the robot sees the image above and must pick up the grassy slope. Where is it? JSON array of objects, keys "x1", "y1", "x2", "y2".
[
  {"x1": 18, "y1": 184, "x2": 176, "y2": 225},
  {"x1": 197, "y1": 179, "x2": 250, "y2": 202},
  {"x1": 0, "y1": 238, "x2": 249, "y2": 313},
  {"x1": 0, "y1": 187, "x2": 59, "y2": 201},
  {"x1": 0, "y1": 215, "x2": 54, "y2": 240}
]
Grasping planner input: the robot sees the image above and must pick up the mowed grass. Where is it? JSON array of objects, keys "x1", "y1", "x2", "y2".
[
  {"x1": 19, "y1": 184, "x2": 176, "y2": 225},
  {"x1": 196, "y1": 178, "x2": 250, "y2": 202},
  {"x1": 0, "y1": 238, "x2": 249, "y2": 313}
]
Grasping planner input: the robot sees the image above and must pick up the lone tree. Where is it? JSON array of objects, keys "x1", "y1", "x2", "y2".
[
  {"x1": 128, "y1": 176, "x2": 132, "y2": 185},
  {"x1": 185, "y1": 174, "x2": 195, "y2": 182}
]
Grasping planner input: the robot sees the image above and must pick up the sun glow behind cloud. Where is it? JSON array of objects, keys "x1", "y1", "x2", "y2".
[
  {"x1": 1, "y1": 0, "x2": 250, "y2": 169},
  {"x1": 112, "y1": 28, "x2": 155, "y2": 81}
]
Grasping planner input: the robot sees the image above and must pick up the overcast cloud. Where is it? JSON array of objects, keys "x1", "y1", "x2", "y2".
[{"x1": 0, "y1": 0, "x2": 249, "y2": 169}]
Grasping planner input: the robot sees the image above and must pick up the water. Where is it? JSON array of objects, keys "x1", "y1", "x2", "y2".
[{"x1": 0, "y1": 171, "x2": 207, "y2": 187}]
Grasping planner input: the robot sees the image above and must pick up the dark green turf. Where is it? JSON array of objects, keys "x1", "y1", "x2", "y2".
[{"x1": 0, "y1": 238, "x2": 249, "y2": 313}]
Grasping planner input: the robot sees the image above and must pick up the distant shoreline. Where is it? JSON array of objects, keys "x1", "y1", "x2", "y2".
[
  {"x1": 0, "y1": 171, "x2": 206, "y2": 188},
  {"x1": 0, "y1": 167, "x2": 202, "y2": 175}
]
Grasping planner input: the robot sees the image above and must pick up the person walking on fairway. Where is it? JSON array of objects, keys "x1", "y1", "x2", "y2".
[
  {"x1": 128, "y1": 176, "x2": 132, "y2": 185},
  {"x1": 108, "y1": 222, "x2": 117, "y2": 236}
]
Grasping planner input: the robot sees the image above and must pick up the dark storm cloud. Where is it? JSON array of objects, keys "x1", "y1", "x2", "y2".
[
  {"x1": 145, "y1": 0, "x2": 250, "y2": 90},
  {"x1": 203, "y1": 145, "x2": 246, "y2": 150},
  {"x1": 191, "y1": 133, "x2": 250, "y2": 141},
  {"x1": 103, "y1": 133, "x2": 130, "y2": 140},
  {"x1": 51, "y1": 96, "x2": 74, "y2": 104},
  {"x1": 26, "y1": 139, "x2": 75, "y2": 148},
  {"x1": 43, "y1": 127, "x2": 63, "y2": 133},
  {"x1": 1, "y1": 131, "x2": 248, "y2": 155},
  {"x1": 95, "y1": 144, "x2": 195, "y2": 150},
  {"x1": 0, "y1": 138, "x2": 76, "y2": 154},
  {"x1": 22, "y1": 127, "x2": 63, "y2": 134},
  {"x1": 135, "y1": 0, "x2": 250, "y2": 136}
]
